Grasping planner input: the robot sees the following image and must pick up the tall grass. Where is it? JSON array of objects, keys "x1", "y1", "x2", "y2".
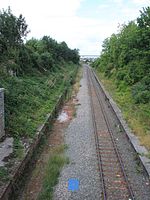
[{"x1": 38, "y1": 145, "x2": 69, "y2": 200}]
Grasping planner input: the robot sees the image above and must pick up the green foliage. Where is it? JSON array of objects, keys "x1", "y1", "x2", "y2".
[
  {"x1": 13, "y1": 137, "x2": 24, "y2": 159},
  {"x1": 0, "y1": 7, "x2": 28, "y2": 49},
  {"x1": 38, "y1": 145, "x2": 69, "y2": 200},
  {"x1": 96, "y1": 72, "x2": 150, "y2": 149},
  {"x1": 40, "y1": 52, "x2": 54, "y2": 69},
  {"x1": 0, "y1": 8, "x2": 80, "y2": 75},
  {"x1": 132, "y1": 76, "x2": 150, "y2": 104},
  {"x1": 137, "y1": 7, "x2": 150, "y2": 50},
  {"x1": 0, "y1": 63, "x2": 77, "y2": 138},
  {"x1": 0, "y1": 7, "x2": 29, "y2": 73},
  {"x1": 93, "y1": 6, "x2": 150, "y2": 104},
  {"x1": 137, "y1": 7, "x2": 150, "y2": 29},
  {"x1": 0, "y1": 167, "x2": 9, "y2": 183},
  {"x1": 0, "y1": 7, "x2": 79, "y2": 139}
]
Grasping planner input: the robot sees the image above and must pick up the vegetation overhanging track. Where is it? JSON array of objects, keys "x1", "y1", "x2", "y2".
[{"x1": 86, "y1": 65, "x2": 135, "y2": 200}]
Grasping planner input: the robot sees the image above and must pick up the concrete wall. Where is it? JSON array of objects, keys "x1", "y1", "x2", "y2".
[{"x1": 0, "y1": 88, "x2": 5, "y2": 139}]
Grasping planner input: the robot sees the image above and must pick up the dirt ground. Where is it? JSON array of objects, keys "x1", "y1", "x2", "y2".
[{"x1": 20, "y1": 97, "x2": 78, "y2": 200}]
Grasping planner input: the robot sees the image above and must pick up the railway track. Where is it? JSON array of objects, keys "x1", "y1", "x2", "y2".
[{"x1": 87, "y1": 66, "x2": 135, "y2": 200}]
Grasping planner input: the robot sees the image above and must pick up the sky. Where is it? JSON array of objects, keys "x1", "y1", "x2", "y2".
[{"x1": 0, "y1": 0, "x2": 150, "y2": 55}]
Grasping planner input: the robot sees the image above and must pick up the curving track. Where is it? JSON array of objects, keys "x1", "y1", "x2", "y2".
[{"x1": 87, "y1": 66, "x2": 135, "y2": 200}]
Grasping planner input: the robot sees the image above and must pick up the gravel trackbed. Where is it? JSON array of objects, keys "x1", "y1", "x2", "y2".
[{"x1": 53, "y1": 67, "x2": 102, "y2": 200}]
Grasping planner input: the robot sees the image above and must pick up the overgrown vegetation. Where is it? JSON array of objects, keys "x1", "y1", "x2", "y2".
[
  {"x1": 0, "y1": 167, "x2": 9, "y2": 183},
  {"x1": 1, "y1": 64, "x2": 77, "y2": 139},
  {"x1": 92, "y1": 7, "x2": 150, "y2": 149},
  {"x1": 0, "y1": 8, "x2": 79, "y2": 152},
  {"x1": 38, "y1": 145, "x2": 69, "y2": 200}
]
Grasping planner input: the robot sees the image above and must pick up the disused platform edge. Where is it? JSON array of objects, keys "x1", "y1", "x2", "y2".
[{"x1": 0, "y1": 67, "x2": 78, "y2": 200}]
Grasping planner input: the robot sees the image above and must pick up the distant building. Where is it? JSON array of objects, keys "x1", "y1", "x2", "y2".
[{"x1": 80, "y1": 55, "x2": 99, "y2": 62}]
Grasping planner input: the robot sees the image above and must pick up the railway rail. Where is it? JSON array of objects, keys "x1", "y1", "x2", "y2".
[{"x1": 87, "y1": 66, "x2": 135, "y2": 200}]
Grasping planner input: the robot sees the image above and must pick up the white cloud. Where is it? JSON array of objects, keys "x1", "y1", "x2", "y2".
[
  {"x1": 112, "y1": 0, "x2": 123, "y2": 3},
  {"x1": 121, "y1": 7, "x2": 140, "y2": 20},
  {"x1": 1, "y1": 0, "x2": 149, "y2": 55},
  {"x1": 30, "y1": 15, "x2": 117, "y2": 54},
  {"x1": 132, "y1": 0, "x2": 150, "y2": 5},
  {"x1": 0, "y1": 0, "x2": 109, "y2": 54},
  {"x1": 97, "y1": 4, "x2": 110, "y2": 10},
  {"x1": 0, "y1": 0, "x2": 84, "y2": 17},
  {"x1": 0, "y1": 0, "x2": 86, "y2": 47}
]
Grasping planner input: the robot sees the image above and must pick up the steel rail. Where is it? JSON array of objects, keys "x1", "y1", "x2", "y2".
[
  {"x1": 90, "y1": 67, "x2": 135, "y2": 199},
  {"x1": 86, "y1": 67, "x2": 107, "y2": 200},
  {"x1": 87, "y1": 66, "x2": 135, "y2": 200},
  {"x1": 90, "y1": 69, "x2": 135, "y2": 199}
]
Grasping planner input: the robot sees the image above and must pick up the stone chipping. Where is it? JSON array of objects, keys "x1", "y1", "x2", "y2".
[
  {"x1": 54, "y1": 65, "x2": 150, "y2": 200},
  {"x1": 53, "y1": 67, "x2": 102, "y2": 200}
]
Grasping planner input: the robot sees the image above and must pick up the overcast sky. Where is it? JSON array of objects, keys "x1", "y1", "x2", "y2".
[{"x1": 0, "y1": 0, "x2": 150, "y2": 55}]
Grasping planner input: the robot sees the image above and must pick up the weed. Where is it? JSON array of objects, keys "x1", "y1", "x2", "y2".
[
  {"x1": 73, "y1": 110, "x2": 77, "y2": 118},
  {"x1": 146, "y1": 153, "x2": 150, "y2": 159},
  {"x1": 72, "y1": 67, "x2": 83, "y2": 95},
  {"x1": 13, "y1": 138, "x2": 24, "y2": 159},
  {"x1": 64, "y1": 144, "x2": 69, "y2": 150},
  {"x1": 38, "y1": 145, "x2": 69, "y2": 200},
  {"x1": 0, "y1": 167, "x2": 9, "y2": 183},
  {"x1": 135, "y1": 164, "x2": 144, "y2": 174},
  {"x1": 133, "y1": 154, "x2": 144, "y2": 174},
  {"x1": 115, "y1": 124, "x2": 123, "y2": 134}
]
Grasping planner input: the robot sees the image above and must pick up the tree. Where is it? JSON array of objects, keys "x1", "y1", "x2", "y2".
[
  {"x1": 137, "y1": 7, "x2": 150, "y2": 29},
  {"x1": 93, "y1": 6, "x2": 150, "y2": 103},
  {"x1": 137, "y1": 7, "x2": 150, "y2": 50},
  {"x1": 0, "y1": 7, "x2": 79, "y2": 75},
  {"x1": 0, "y1": 7, "x2": 29, "y2": 74},
  {"x1": 0, "y1": 7, "x2": 29, "y2": 55}
]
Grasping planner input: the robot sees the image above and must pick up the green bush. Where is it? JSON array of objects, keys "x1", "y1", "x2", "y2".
[
  {"x1": 0, "y1": 63, "x2": 78, "y2": 138},
  {"x1": 116, "y1": 69, "x2": 127, "y2": 81},
  {"x1": 92, "y1": 6, "x2": 150, "y2": 105},
  {"x1": 132, "y1": 76, "x2": 150, "y2": 103}
]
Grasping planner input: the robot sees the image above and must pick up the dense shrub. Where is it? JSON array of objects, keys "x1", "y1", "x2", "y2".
[
  {"x1": 93, "y1": 6, "x2": 150, "y2": 104},
  {"x1": 0, "y1": 8, "x2": 80, "y2": 76},
  {"x1": 132, "y1": 76, "x2": 150, "y2": 103}
]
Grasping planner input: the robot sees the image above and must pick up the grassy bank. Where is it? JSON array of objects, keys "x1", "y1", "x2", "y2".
[
  {"x1": 38, "y1": 145, "x2": 69, "y2": 200},
  {"x1": 0, "y1": 63, "x2": 78, "y2": 154},
  {"x1": 96, "y1": 70, "x2": 150, "y2": 151}
]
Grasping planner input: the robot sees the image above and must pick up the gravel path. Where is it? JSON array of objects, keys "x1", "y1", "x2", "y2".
[{"x1": 53, "y1": 67, "x2": 102, "y2": 200}]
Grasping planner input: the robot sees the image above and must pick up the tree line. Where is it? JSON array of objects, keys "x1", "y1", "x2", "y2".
[
  {"x1": 93, "y1": 7, "x2": 150, "y2": 104},
  {"x1": 0, "y1": 7, "x2": 80, "y2": 76}
]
